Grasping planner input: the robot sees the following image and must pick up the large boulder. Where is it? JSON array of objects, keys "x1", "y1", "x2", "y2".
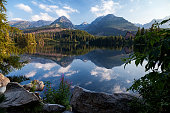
[
  {"x1": 0, "y1": 82, "x2": 67, "y2": 113},
  {"x1": 0, "y1": 73, "x2": 10, "y2": 94},
  {"x1": 23, "y1": 80, "x2": 44, "y2": 91},
  {"x1": 43, "y1": 104, "x2": 65, "y2": 112},
  {"x1": 0, "y1": 82, "x2": 40, "y2": 108},
  {"x1": 70, "y1": 86, "x2": 138, "y2": 113}
]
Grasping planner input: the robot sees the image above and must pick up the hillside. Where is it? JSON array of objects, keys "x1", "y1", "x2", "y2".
[
  {"x1": 85, "y1": 14, "x2": 138, "y2": 36},
  {"x1": 8, "y1": 20, "x2": 52, "y2": 30}
]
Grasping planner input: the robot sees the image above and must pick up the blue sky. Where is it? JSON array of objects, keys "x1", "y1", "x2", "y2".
[{"x1": 6, "y1": 0, "x2": 170, "y2": 25}]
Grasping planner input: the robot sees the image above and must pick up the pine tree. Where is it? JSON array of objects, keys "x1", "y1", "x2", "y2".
[
  {"x1": 136, "y1": 27, "x2": 141, "y2": 36},
  {"x1": 141, "y1": 27, "x2": 145, "y2": 35}
]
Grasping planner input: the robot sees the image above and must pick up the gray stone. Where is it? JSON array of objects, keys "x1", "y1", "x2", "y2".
[
  {"x1": 70, "y1": 86, "x2": 137, "y2": 113},
  {"x1": 63, "y1": 111, "x2": 74, "y2": 113},
  {"x1": 0, "y1": 82, "x2": 40, "y2": 108},
  {"x1": 43, "y1": 103, "x2": 65, "y2": 112},
  {"x1": 23, "y1": 80, "x2": 45, "y2": 91}
]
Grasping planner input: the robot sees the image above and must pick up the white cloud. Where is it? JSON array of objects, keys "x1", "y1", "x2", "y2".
[
  {"x1": 113, "y1": 85, "x2": 128, "y2": 93},
  {"x1": 130, "y1": 0, "x2": 134, "y2": 2},
  {"x1": 11, "y1": 18, "x2": 23, "y2": 21},
  {"x1": 43, "y1": 65, "x2": 78, "y2": 78},
  {"x1": 31, "y1": 2, "x2": 78, "y2": 19},
  {"x1": 129, "y1": 9, "x2": 134, "y2": 13},
  {"x1": 58, "y1": 65, "x2": 78, "y2": 76},
  {"x1": 39, "y1": 4, "x2": 52, "y2": 12},
  {"x1": 85, "y1": 81, "x2": 92, "y2": 85},
  {"x1": 31, "y1": 1, "x2": 37, "y2": 5},
  {"x1": 149, "y1": 1, "x2": 152, "y2": 4},
  {"x1": 16, "y1": 3, "x2": 32, "y2": 13},
  {"x1": 91, "y1": 67, "x2": 118, "y2": 81},
  {"x1": 49, "y1": 5, "x2": 59, "y2": 9},
  {"x1": 58, "y1": 65, "x2": 71, "y2": 73},
  {"x1": 63, "y1": 6, "x2": 78, "y2": 13},
  {"x1": 25, "y1": 71, "x2": 37, "y2": 78},
  {"x1": 32, "y1": 2, "x2": 58, "y2": 12},
  {"x1": 55, "y1": 9, "x2": 70, "y2": 18},
  {"x1": 91, "y1": 5, "x2": 100, "y2": 12},
  {"x1": 90, "y1": 0, "x2": 121, "y2": 17},
  {"x1": 126, "y1": 80, "x2": 131, "y2": 83},
  {"x1": 44, "y1": 71, "x2": 55, "y2": 78},
  {"x1": 65, "y1": 71, "x2": 78, "y2": 76},
  {"x1": 55, "y1": 6, "x2": 79, "y2": 19},
  {"x1": 33, "y1": 62, "x2": 57, "y2": 70}
]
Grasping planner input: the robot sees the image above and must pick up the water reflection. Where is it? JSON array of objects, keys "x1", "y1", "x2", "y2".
[
  {"x1": 7, "y1": 44, "x2": 145, "y2": 94},
  {"x1": 0, "y1": 42, "x2": 36, "y2": 75}
]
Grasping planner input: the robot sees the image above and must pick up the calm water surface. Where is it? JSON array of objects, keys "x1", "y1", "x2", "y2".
[{"x1": 7, "y1": 44, "x2": 146, "y2": 94}]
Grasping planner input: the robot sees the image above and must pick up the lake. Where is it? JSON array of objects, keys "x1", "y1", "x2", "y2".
[{"x1": 7, "y1": 44, "x2": 146, "y2": 94}]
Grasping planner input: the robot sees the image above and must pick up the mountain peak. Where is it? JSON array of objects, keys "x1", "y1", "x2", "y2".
[
  {"x1": 55, "y1": 16, "x2": 71, "y2": 23},
  {"x1": 87, "y1": 14, "x2": 138, "y2": 36},
  {"x1": 58, "y1": 16, "x2": 68, "y2": 20},
  {"x1": 105, "y1": 14, "x2": 116, "y2": 17},
  {"x1": 81, "y1": 22, "x2": 88, "y2": 25},
  {"x1": 50, "y1": 16, "x2": 74, "y2": 28}
]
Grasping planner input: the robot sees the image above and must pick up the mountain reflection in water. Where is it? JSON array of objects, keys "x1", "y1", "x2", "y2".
[{"x1": 7, "y1": 44, "x2": 145, "y2": 94}]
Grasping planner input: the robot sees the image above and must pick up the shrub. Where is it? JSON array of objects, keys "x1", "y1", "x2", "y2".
[
  {"x1": 43, "y1": 75, "x2": 71, "y2": 109},
  {"x1": 124, "y1": 19, "x2": 170, "y2": 113}
]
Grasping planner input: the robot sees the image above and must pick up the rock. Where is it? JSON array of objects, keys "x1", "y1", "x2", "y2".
[
  {"x1": 43, "y1": 104, "x2": 65, "y2": 112},
  {"x1": 0, "y1": 82, "x2": 40, "y2": 108},
  {"x1": 63, "y1": 111, "x2": 74, "y2": 113},
  {"x1": 70, "y1": 86, "x2": 138, "y2": 113},
  {"x1": 23, "y1": 80, "x2": 44, "y2": 91},
  {"x1": 0, "y1": 73, "x2": 10, "y2": 94}
]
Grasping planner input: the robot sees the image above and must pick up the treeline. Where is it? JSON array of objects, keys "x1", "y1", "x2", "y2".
[
  {"x1": 33, "y1": 30, "x2": 94, "y2": 43},
  {"x1": 31, "y1": 29, "x2": 134, "y2": 46},
  {"x1": 36, "y1": 44, "x2": 133, "y2": 56},
  {"x1": 134, "y1": 26, "x2": 165, "y2": 45},
  {"x1": 11, "y1": 33, "x2": 36, "y2": 47},
  {"x1": 89, "y1": 35, "x2": 133, "y2": 46}
]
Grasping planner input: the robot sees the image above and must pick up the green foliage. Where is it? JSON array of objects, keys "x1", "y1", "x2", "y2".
[
  {"x1": 0, "y1": 0, "x2": 36, "y2": 75},
  {"x1": 124, "y1": 19, "x2": 170, "y2": 113},
  {"x1": 43, "y1": 75, "x2": 71, "y2": 110},
  {"x1": 29, "y1": 80, "x2": 37, "y2": 92},
  {"x1": 24, "y1": 29, "x2": 133, "y2": 47},
  {"x1": 0, "y1": 56, "x2": 27, "y2": 75},
  {"x1": 7, "y1": 75, "x2": 30, "y2": 83}
]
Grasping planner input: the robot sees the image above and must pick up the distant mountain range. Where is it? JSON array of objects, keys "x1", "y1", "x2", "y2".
[
  {"x1": 9, "y1": 14, "x2": 170, "y2": 36},
  {"x1": 9, "y1": 20, "x2": 52, "y2": 30},
  {"x1": 135, "y1": 16, "x2": 170, "y2": 29},
  {"x1": 75, "y1": 22, "x2": 89, "y2": 30}
]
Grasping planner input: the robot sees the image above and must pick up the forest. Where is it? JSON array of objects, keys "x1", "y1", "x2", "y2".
[
  {"x1": 1, "y1": 0, "x2": 170, "y2": 113},
  {"x1": 15, "y1": 29, "x2": 133, "y2": 46}
]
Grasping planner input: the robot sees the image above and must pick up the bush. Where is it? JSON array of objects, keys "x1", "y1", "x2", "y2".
[
  {"x1": 124, "y1": 19, "x2": 170, "y2": 113},
  {"x1": 43, "y1": 75, "x2": 71, "y2": 110}
]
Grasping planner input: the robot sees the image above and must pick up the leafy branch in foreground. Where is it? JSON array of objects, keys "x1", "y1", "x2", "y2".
[{"x1": 124, "y1": 19, "x2": 170, "y2": 113}]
